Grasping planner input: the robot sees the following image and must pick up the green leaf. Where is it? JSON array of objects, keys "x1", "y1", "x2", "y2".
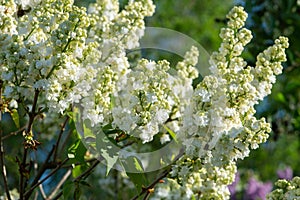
[
  {"x1": 163, "y1": 125, "x2": 178, "y2": 143},
  {"x1": 133, "y1": 157, "x2": 143, "y2": 172},
  {"x1": 83, "y1": 119, "x2": 95, "y2": 138},
  {"x1": 122, "y1": 156, "x2": 149, "y2": 192},
  {"x1": 126, "y1": 172, "x2": 149, "y2": 193},
  {"x1": 68, "y1": 139, "x2": 87, "y2": 164},
  {"x1": 110, "y1": 94, "x2": 115, "y2": 109},
  {"x1": 96, "y1": 132, "x2": 119, "y2": 176},
  {"x1": 72, "y1": 165, "x2": 88, "y2": 178},
  {"x1": 10, "y1": 109, "x2": 20, "y2": 129},
  {"x1": 63, "y1": 181, "x2": 75, "y2": 200},
  {"x1": 275, "y1": 92, "x2": 286, "y2": 103},
  {"x1": 191, "y1": 194, "x2": 197, "y2": 200}
]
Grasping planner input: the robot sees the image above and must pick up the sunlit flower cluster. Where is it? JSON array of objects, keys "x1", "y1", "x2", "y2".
[
  {"x1": 0, "y1": 0, "x2": 155, "y2": 126},
  {"x1": 153, "y1": 6, "x2": 289, "y2": 199},
  {"x1": 151, "y1": 159, "x2": 236, "y2": 200},
  {"x1": 112, "y1": 47, "x2": 198, "y2": 143},
  {"x1": 267, "y1": 176, "x2": 300, "y2": 199}
]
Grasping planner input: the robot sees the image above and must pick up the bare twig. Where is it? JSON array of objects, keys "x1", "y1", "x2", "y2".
[
  {"x1": 20, "y1": 89, "x2": 40, "y2": 199},
  {"x1": 47, "y1": 169, "x2": 72, "y2": 199},
  {"x1": 52, "y1": 159, "x2": 102, "y2": 200},
  {"x1": 58, "y1": 128, "x2": 73, "y2": 156},
  {"x1": 30, "y1": 146, "x2": 55, "y2": 190},
  {"x1": 25, "y1": 116, "x2": 69, "y2": 199},
  {"x1": 73, "y1": 159, "x2": 100, "y2": 182},
  {"x1": 131, "y1": 169, "x2": 171, "y2": 200},
  {"x1": 26, "y1": 89, "x2": 40, "y2": 133},
  {"x1": 131, "y1": 148, "x2": 185, "y2": 200},
  {"x1": 28, "y1": 115, "x2": 69, "y2": 198},
  {"x1": 52, "y1": 192, "x2": 63, "y2": 200},
  {"x1": 19, "y1": 148, "x2": 28, "y2": 200},
  {"x1": 0, "y1": 80, "x2": 12, "y2": 200},
  {"x1": 53, "y1": 116, "x2": 70, "y2": 162},
  {"x1": 61, "y1": 158, "x2": 97, "y2": 168},
  {"x1": 38, "y1": 184, "x2": 47, "y2": 199},
  {"x1": 2, "y1": 125, "x2": 26, "y2": 140},
  {"x1": 23, "y1": 158, "x2": 69, "y2": 198},
  {"x1": 143, "y1": 192, "x2": 151, "y2": 200}
]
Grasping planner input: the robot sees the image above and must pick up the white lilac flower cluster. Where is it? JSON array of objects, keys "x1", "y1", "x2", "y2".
[
  {"x1": 0, "y1": 0, "x2": 199, "y2": 144},
  {"x1": 151, "y1": 6, "x2": 289, "y2": 200},
  {"x1": 112, "y1": 47, "x2": 198, "y2": 143},
  {"x1": 0, "y1": 0, "x2": 154, "y2": 128},
  {"x1": 267, "y1": 177, "x2": 300, "y2": 199}
]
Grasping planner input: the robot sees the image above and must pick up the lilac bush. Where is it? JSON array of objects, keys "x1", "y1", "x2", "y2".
[{"x1": 0, "y1": 0, "x2": 296, "y2": 199}]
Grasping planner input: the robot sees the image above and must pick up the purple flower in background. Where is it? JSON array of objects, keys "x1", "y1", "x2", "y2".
[
  {"x1": 277, "y1": 166, "x2": 293, "y2": 180},
  {"x1": 244, "y1": 177, "x2": 272, "y2": 200},
  {"x1": 228, "y1": 172, "x2": 240, "y2": 200}
]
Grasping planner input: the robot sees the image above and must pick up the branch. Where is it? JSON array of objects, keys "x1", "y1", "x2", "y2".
[
  {"x1": 29, "y1": 116, "x2": 69, "y2": 196},
  {"x1": 131, "y1": 169, "x2": 171, "y2": 200},
  {"x1": 23, "y1": 158, "x2": 69, "y2": 198},
  {"x1": 73, "y1": 159, "x2": 101, "y2": 182},
  {"x1": 29, "y1": 146, "x2": 56, "y2": 190},
  {"x1": 0, "y1": 80, "x2": 12, "y2": 200},
  {"x1": 38, "y1": 184, "x2": 47, "y2": 200},
  {"x1": 131, "y1": 148, "x2": 185, "y2": 200},
  {"x1": 19, "y1": 148, "x2": 28, "y2": 200},
  {"x1": 47, "y1": 169, "x2": 71, "y2": 199},
  {"x1": 32, "y1": 161, "x2": 46, "y2": 200},
  {"x1": 20, "y1": 89, "x2": 40, "y2": 199},
  {"x1": 61, "y1": 158, "x2": 97, "y2": 168},
  {"x1": 53, "y1": 116, "x2": 70, "y2": 162},
  {"x1": 52, "y1": 159, "x2": 102, "y2": 200},
  {"x1": 58, "y1": 128, "x2": 73, "y2": 157},
  {"x1": 2, "y1": 125, "x2": 26, "y2": 140},
  {"x1": 25, "y1": 116, "x2": 69, "y2": 199}
]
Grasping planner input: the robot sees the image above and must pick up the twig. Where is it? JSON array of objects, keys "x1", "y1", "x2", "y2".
[
  {"x1": 20, "y1": 89, "x2": 40, "y2": 199},
  {"x1": 19, "y1": 148, "x2": 27, "y2": 200},
  {"x1": 61, "y1": 158, "x2": 97, "y2": 168},
  {"x1": 53, "y1": 116, "x2": 70, "y2": 162},
  {"x1": 29, "y1": 146, "x2": 55, "y2": 195},
  {"x1": 25, "y1": 116, "x2": 69, "y2": 199},
  {"x1": 52, "y1": 192, "x2": 63, "y2": 200},
  {"x1": 131, "y1": 169, "x2": 171, "y2": 200},
  {"x1": 2, "y1": 125, "x2": 26, "y2": 140},
  {"x1": 143, "y1": 192, "x2": 151, "y2": 200},
  {"x1": 33, "y1": 190, "x2": 39, "y2": 200},
  {"x1": 38, "y1": 184, "x2": 47, "y2": 199},
  {"x1": 0, "y1": 80, "x2": 12, "y2": 200},
  {"x1": 47, "y1": 169, "x2": 71, "y2": 199},
  {"x1": 58, "y1": 128, "x2": 73, "y2": 157},
  {"x1": 23, "y1": 158, "x2": 69, "y2": 198},
  {"x1": 52, "y1": 159, "x2": 102, "y2": 200},
  {"x1": 33, "y1": 160, "x2": 41, "y2": 200},
  {"x1": 131, "y1": 148, "x2": 185, "y2": 200},
  {"x1": 29, "y1": 115, "x2": 69, "y2": 196},
  {"x1": 73, "y1": 159, "x2": 100, "y2": 182}
]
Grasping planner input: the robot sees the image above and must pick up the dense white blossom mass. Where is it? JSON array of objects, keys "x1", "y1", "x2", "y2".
[{"x1": 151, "y1": 6, "x2": 289, "y2": 200}]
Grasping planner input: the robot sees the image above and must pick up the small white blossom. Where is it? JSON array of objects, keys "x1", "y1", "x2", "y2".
[{"x1": 160, "y1": 133, "x2": 171, "y2": 144}]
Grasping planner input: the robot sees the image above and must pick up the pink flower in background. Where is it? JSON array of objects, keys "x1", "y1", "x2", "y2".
[
  {"x1": 228, "y1": 172, "x2": 240, "y2": 200},
  {"x1": 245, "y1": 177, "x2": 272, "y2": 200},
  {"x1": 277, "y1": 166, "x2": 293, "y2": 180}
]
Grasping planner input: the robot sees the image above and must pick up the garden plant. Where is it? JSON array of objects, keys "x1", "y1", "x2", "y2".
[{"x1": 0, "y1": 0, "x2": 298, "y2": 199}]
